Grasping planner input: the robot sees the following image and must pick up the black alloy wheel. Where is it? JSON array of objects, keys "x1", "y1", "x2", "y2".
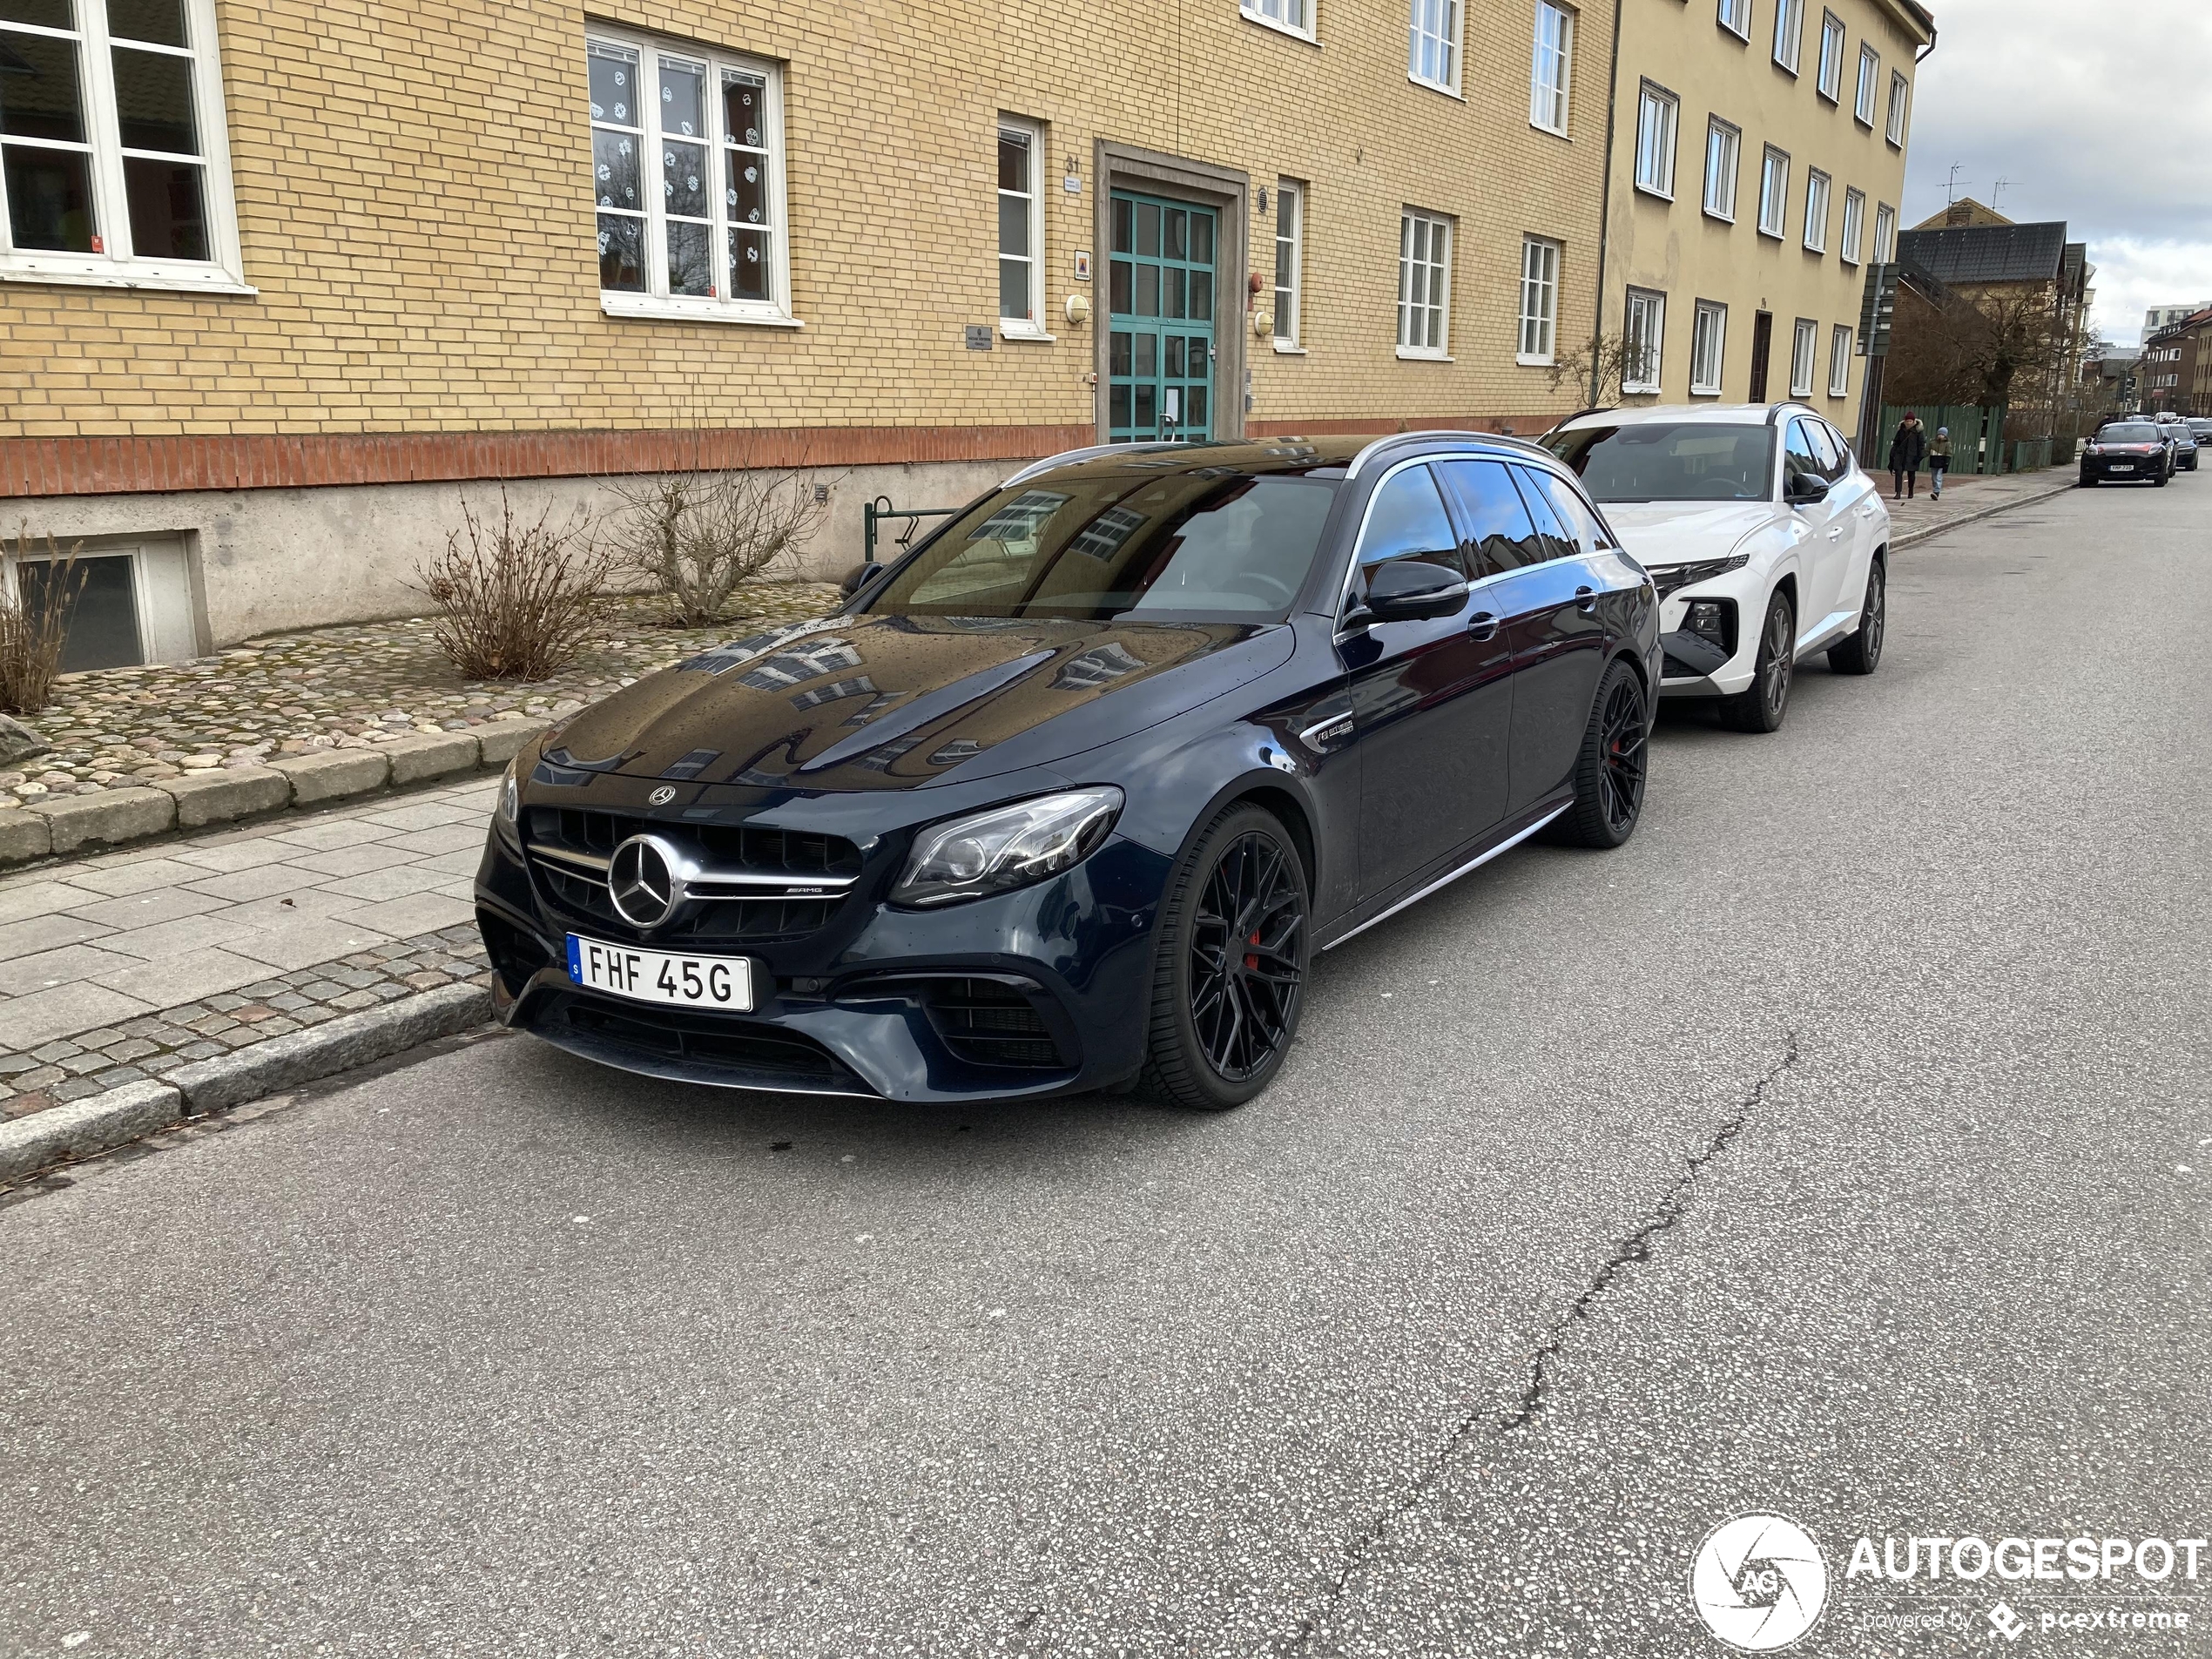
[
  {"x1": 1551, "y1": 658, "x2": 1649, "y2": 849},
  {"x1": 1720, "y1": 589, "x2": 1796, "y2": 733},
  {"x1": 1828, "y1": 556, "x2": 1885, "y2": 676},
  {"x1": 1141, "y1": 804, "x2": 1310, "y2": 1110}
]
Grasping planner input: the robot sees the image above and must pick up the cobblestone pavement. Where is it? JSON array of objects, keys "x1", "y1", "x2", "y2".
[
  {"x1": 0, "y1": 773, "x2": 508, "y2": 1118},
  {"x1": 3, "y1": 582, "x2": 837, "y2": 802}
]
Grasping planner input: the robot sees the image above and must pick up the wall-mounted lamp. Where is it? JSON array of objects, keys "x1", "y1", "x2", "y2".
[{"x1": 1065, "y1": 293, "x2": 1091, "y2": 327}]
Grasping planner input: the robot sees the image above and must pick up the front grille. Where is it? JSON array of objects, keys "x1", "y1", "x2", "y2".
[
  {"x1": 549, "y1": 995, "x2": 867, "y2": 1090},
  {"x1": 918, "y1": 977, "x2": 1069, "y2": 1071},
  {"x1": 524, "y1": 806, "x2": 861, "y2": 944}
]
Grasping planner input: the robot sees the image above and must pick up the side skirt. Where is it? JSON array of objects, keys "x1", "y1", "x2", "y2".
[{"x1": 1318, "y1": 799, "x2": 1572, "y2": 952}]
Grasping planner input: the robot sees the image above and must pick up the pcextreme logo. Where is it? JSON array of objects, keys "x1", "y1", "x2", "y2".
[{"x1": 1691, "y1": 1514, "x2": 1831, "y2": 1651}]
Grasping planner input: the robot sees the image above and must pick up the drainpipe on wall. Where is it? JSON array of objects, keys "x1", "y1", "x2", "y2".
[{"x1": 1588, "y1": 0, "x2": 1626, "y2": 407}]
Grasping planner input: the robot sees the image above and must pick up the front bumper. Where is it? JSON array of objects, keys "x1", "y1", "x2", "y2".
[
  {"x1": 1655, "y1": 567, "x2": 1764, "y2": 699},
  {"x1": 475, "y1": 821, "x2": 1171, "y2": 1103}
]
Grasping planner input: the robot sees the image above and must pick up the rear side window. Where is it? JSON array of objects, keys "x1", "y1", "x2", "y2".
[
  {"x1": 1784, "y1": 419, "x2": 1824, "y2": 489},
  {"x1": 1508, "y1": 466, "x2": 1578, "y2": 564},
  {"x1": 1354, "y1": 465, "x2": 1465, "y2": 584},
  {"x1": 1527, "y1": 469, "x2": 1618, "y2": 555},
  {"x1": 1437, "y1": 459, "x2": 1543, "y2": 576}
]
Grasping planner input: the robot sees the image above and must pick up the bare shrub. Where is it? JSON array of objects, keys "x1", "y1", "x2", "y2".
[
  {"x1": 415, "y1": 489, "x2": 612, "y2": 681},
  {"x1": 600, "y1": 451, "x2": 833, "y2": 628},
  {"x1": 0, "y1": 523, "x2": 87, "y2": 716}
]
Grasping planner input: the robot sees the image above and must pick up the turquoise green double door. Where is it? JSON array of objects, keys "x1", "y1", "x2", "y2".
[{"x1": 1108, "y1": 191, "x2": 1217, "y2": 443}]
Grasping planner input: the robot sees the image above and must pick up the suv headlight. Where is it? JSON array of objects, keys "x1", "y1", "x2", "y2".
[{"x1": 891, "y1": 787, "x2": 1123, "y2": 908}]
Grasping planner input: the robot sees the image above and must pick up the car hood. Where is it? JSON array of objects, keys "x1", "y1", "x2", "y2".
[
  {"x1": 1597, "y1": 501, "x2": 1778, "y2": 568},
  {"x1": 539, "y1": 612, "x2": 1294, "y2": 793}
]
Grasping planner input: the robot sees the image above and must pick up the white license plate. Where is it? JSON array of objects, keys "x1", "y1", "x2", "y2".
[
  {"x1": 567, "y1": 934, "x2": 754, "y2": 1010},
  {"x1": 2112, "y1": 464, "x2": 2134, "y2": 472}
]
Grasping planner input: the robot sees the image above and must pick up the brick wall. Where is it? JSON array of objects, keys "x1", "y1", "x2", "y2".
[{"x1": 0, "y1": 0, "x2": 1613, "y2": 484}]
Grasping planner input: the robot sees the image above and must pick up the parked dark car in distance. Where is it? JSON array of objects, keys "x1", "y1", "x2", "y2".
[
  {"x1": 475, "y1": 434, "x2": 1662, "y2": 1110},
  {"x1": 2081, "y1": 422, "x2": 2174, "y2": 485}
]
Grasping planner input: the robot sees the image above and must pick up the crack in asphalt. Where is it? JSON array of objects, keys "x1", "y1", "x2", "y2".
[{"x1": 1289, "y1": 1031, "x2": 1801, "y2": 1655}]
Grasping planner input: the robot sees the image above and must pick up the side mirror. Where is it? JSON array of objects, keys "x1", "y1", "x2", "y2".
[
  {"x1": 1355, "y1": 557, "x2": 1470, "y2": 625},
  {"x1": 839, "y1": 561, "x2": 880, "y2": 600},
  {"x1": 1786, "y1": 474, "x2": 1831, "y2": 506}
]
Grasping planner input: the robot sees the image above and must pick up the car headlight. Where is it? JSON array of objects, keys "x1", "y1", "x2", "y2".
[
  {"x1": 496, "y1": 754, "x2": 522, "y2": 842},
  {"x1": 891, "y1": 787, "x2": 1123, "y2": 907},
  {"x1": 1649, "y1": 551, "x2": 1750, "y2": 599}
]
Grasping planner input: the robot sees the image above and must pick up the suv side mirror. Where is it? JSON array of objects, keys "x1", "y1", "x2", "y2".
[
  {"x1": 1785, "y1": 473, "x2": 1831, "y2": 506},
  {"x1": 1352, "y1": 557, "x2": 1470, "y2": 626},
  {"x1": 839, "y1": 561, "x2": 880, "y2": 600}
]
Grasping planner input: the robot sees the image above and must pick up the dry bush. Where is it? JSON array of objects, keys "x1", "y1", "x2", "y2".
[
  {"x1": 415, "y1": 489, "x2": 612, "y2": 681},
  {"x1": 0, "y1": 523, "x2": 87, "y2": 716},
  {"x1": 600, "y1": 455, "x2": 833, "y2": 628}
]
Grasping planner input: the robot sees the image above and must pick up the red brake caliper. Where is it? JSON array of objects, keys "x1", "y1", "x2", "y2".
[{"x1": 1244, "y1": 930, "x2": 1260, "y2": 971}]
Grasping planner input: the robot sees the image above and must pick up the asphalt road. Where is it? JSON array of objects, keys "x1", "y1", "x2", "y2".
[{"x1": 3, "y1": 481, "x2": 2209, "y2": 1659}]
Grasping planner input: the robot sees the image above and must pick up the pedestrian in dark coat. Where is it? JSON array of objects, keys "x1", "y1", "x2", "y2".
[{"x1": 1888, "y1": 411, "x2": 1927, "y2": 500}]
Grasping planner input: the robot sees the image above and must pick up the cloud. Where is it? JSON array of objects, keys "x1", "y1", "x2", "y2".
[{"x1": 1901, "y1": 0, "x2": 2212, "y2": 340}]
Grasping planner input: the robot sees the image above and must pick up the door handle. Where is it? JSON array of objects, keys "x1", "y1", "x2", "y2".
[
  {"x1": 1467, "y1": 610, "x2": 1499, "y2": 641},
  {"x1": 1828, "y1": 525, "x2": 1844, "y2": 540},
  {"x1": 1575, "y1": 585, "x2": 1598, "y2": 614}
]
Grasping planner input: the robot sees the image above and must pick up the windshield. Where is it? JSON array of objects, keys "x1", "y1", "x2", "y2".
[
  {"x1": 1546, "y1": 422, "x2": 1777, "y2": 502},
  {"x1": 862, "y1": 469, "x2": 1339, "y2": 620},
  {"x1": 2098, "y1": 425, "x2": 2161, "y2": 443}
]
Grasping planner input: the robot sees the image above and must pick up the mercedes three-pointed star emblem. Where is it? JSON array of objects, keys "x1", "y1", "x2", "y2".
[{"x1": 607, "y1": 833, "x2": 684, "y2": 929}]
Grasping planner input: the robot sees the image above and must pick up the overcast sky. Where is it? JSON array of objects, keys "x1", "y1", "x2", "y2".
[{"x1": 1901, "y1": 0, "x2": 2212, "y2": 345}]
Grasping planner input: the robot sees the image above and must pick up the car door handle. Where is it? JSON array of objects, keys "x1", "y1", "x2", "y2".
[
  {"x1": 1828, "y1": 525, "x2": 1844, "y2": 540},
  {"x1": 1467, "y1": 610, "x2": 1499, "y2": 641},
  {"x1": 1575, "y1": 586, "x2": 1598, "y2": 614}
]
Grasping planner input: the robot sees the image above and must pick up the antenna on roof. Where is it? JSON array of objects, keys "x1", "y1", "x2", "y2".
[
  {"x1": 1992, "y1": 177, "x2": 2013, "y2": 210},
  {"x1": 1945, "y1": 163, "x2": 1966, "y2": 204}
]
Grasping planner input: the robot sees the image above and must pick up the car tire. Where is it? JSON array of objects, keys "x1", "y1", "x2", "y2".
[
  {"x1": 1827, "y1": 556, "x2": 1885, "y2": 677},
  {"x1": 2155, "y1": 468, "x2": 2168, "y2": 487},
  {"x1": 1718, "y1": 588, "x2": 1796, "y2": 734},
  {"x1": 2080, "y1": 472, "x2": 2095, "y2": 487},
  {"x1": 1548, "y1": 657, "x2": 1649, "y2": 850},
  {"x1": 1137, "y1": 803, "x2": 1310, "y2": 1111}
]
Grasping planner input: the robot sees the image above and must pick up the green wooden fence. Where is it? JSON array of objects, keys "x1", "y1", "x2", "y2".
[{"x1": 1875, "y1": 403, "x2": 2047, "y2": 475}]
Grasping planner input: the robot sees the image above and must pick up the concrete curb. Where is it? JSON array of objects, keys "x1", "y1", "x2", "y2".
[
  {"x1": 0, "y1": 717, "x2": 543, "y2": 873},
  {"x1": 1892, "y1": 475, "x2": 2077, "y2": 552},
  {"x1": 0, "y1": 981, "x2": 494, "y2": 1184}
]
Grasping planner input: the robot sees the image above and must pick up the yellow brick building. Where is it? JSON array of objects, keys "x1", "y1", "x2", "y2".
[
  {"x1": 0, "y1": 0, "x2": 1925, "y2": 655},
  {"x1": 1596, "y1": 0, "x2": 1934, "y2": 443}
]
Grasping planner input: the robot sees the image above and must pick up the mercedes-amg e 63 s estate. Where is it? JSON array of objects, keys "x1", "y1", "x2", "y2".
[{"x1": 475, "y1": 433, "x2": 1660, "y2": 1109}]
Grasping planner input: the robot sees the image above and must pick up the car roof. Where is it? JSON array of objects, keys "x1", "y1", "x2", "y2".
[
  {"x1": 1002, "y1": 430, "x2": 1563, "y2": 489},
  {"x1": 1551, "y1": 401, "x2": 1824, "y2": 432}
]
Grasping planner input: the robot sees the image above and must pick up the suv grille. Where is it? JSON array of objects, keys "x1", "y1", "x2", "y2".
[{"x1": 524, "y1": 806, "x2": 863, "y2": 944}]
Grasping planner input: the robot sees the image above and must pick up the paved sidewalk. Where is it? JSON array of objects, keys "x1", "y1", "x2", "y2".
[
  {"x1": 0, "y1": 775, "x2": 495, "y2": 1120},
  {"x1": 1879, "y1": 467, "x2": 2074, "y2": 547}
]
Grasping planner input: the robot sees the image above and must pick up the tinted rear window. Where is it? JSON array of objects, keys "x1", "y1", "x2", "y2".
[{"x1": 1547, "y1": 422, "x2": 1777, "y2": 502}]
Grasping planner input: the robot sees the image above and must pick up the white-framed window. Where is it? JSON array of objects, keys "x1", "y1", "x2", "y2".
[
  {"x1": 1772, "y1": 0, "x2": 1804, "y2": 73},
  {"x1": 1840, "y1": 187, "x2": 1865, "y2": 264},
  {"x1": 1241, "y1": 0, "x2": 1314, "y2": 43},
  {"x1": 1623, "y1": 287, "x2": 1665, "y2": 394},
  {"x1": 1873, "y1": 200, "x2": 1896, "y2": 261},
  {"x1": 1830, "y1": 323, "x2": 1853, "y2": 395},
  {"x1": 1530, "y1": 3, "x2": 1574, "y2": 134},
  {"x1": 997, "y1": 117, "x2": 1047, "y2": 336},
  {"x1": 1409, "y1": 0, "x2": 1461, "y2": 94},
  {"x1": 1518, "y1": 235, "x2": 1561, "y2": 364},
  {"x1": 1703, "y1": 118, "x2": 1741, "y2": 221},
  {"x1": 1273, "y1": 179, "x2": 1304, "y2": 348},
  {"x1": 1397, "y1": 207, "x2": 1452, "y2": 357},
  {"x1": 1855, "y1": 44, "x2": 1879, "y2": 125},
  {"x1": 1717, "y1": 0, "x2": 1750, "y2": 39},
  {"x1": 1635, "y1": 82, "x2": 1678, "y2": 198},
  {"x1": 1886, "y1": 71, "x2": 1910, "y2": 145},
  {"x1": 1817, "y1": 10, "x2": 1844, "y2": 100},
  {"x1": 1803, "y1": 170, "x2": 1830, "y2": 253},
  {"x1": 589, "y1": 29, "x2": 792, "y2": 325},
  {"x1": 1690, "y1": 300, "x2": 1727, "y2": 395},
  {"x1": 1790, "y1": 318, "x2": 1817, "y2": 397},
  {"x1": 0, "y1": 0, "x2": 246, "y2": 293},
  {"x1": 1758, "y1": 146, "x2": 1790, "y2": 239}
]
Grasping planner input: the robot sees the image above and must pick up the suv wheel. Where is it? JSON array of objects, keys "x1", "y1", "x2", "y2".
[
  {"x1": 1827, "y1": 556, "x2": 1885, "y2": 676},
  {"x1": 1719, "y1": 589, "x2": 1796, "y2": 733},
  {"x1": 1139, "y1": 804, "x2": 1310, "y2": 1111}
]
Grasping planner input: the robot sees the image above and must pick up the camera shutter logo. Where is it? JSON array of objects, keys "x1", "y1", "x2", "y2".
[{"x1": 1690, "y1": 1514, "x2": 1829, "y2": 1651}]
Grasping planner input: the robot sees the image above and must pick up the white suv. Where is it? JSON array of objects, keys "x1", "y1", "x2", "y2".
[{"x1": 1544, "y1": 403, "x2": 1890, "y2": 732}]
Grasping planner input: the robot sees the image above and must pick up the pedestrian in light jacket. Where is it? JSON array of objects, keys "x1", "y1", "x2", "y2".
[
  {"x1": 1927, "y1": 426, "x2": 1952, "y2": 499},
  {"x1": 1888, "y1": 412, "x2": 1927, "y2": 500}
]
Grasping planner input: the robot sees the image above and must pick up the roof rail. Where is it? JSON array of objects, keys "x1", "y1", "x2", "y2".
[
  {"x1": 1345, "y1": 428, "x2": 1544, "y2": 481},
  {"x1": 1001, "y1": 440, "x2": 1183, "y2": 487}
]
